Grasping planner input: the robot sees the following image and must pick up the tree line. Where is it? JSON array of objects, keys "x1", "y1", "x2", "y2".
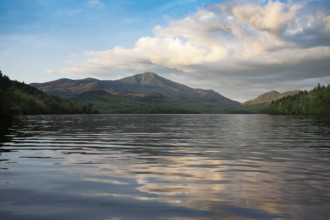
[
  {"x1": 267, "y1": 83, "x2": 330, "y2": 115},
  {"x1": 0, "y1": 71, "x2": 98, "y2": 116}
]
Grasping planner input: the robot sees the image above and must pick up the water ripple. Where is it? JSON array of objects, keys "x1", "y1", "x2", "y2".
[{"x1": 0, "y1": 114, "x2": 330, "y2": 219}]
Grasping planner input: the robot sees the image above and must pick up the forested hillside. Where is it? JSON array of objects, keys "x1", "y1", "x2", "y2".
[
  {"x1": 0, "y1": 71, "x2": 98, "y2": 115},
  {"x1": 267, "y1": 84, "x2": 330, "y2": 115},
  {"x1": 71, "y1": 90, "x2": 226, "y2": 114},
  {"x1": 30, "y1": 72, "x2": 241, "y2": 114},
  {"x1": 229, "y1": 90, "x2": 300, "y2": 114},
  {"x1": 31, "y1": 72, "x2": 240, "y2": 113}
]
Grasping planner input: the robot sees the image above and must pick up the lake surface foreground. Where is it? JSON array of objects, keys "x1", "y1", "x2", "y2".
[{"x1": 1, "y1": 114, "x2": 330, "y2": 219}]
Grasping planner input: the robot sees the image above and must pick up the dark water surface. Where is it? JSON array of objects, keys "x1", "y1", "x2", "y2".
[{"x1": 0, "y1": 114, "x2": 330, "y2": 219}]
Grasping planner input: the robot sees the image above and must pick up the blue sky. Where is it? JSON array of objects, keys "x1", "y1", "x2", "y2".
[
  {"x1": 1, "y1": 0, "x2": 330, "y2": 101},
  {"x1": 1, "y1": 0, "x2": 217, "y2": 79}
]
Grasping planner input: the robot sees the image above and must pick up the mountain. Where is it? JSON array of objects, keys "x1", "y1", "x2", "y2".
[
  {"x1": 229, "y1": 90, "x2": 301, "y2": 114},
  {"x1": 30, "y1": 77, "x2": 101, "y2": 99},
  {"x1": 243, "y1": 90, "x2": 300, "y2": 105},
  {"x1": 32, "y1": 72, "x2": 239, "y2": 105},
  {"x1": 31, "y1": 72, "x2": 240, "y2": 113},
  {"x1": 70, "y1": 90, "x2": 200, "y2": 114},
  {"x1": 267, "y1": 84, "x2": 330, "y2": 115},
  {"x1": 0, "y1": 71, "x2": 98, "y2": 116}
]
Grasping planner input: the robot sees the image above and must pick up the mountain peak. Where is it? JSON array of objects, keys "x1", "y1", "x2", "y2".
[
  {"x1": 118, "y1": 72, "x2": 168, "y2": 87},
  {"x1": 140, "y1": 72, "x2": 161, "y2": 86},
  {"x1": 260, "y1": 90, "x2": 281, "y2": 97},
  {"x1": 31, "y1": 72, "x2": 240, "y2": 108},
  {"x1": 243, "y1": 90, "x2": 280, "y2": 104},
  {"x1": 142, "y1": 72, "x2": 157, "y2": 77},
  {"x1": 243, "y1": 90, "x2": 300, "y2": 105}
]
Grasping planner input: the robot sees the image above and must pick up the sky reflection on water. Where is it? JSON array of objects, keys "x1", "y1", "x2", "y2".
[{"x1": 0, "y1": 114, "x2": 330, "y2": 219}]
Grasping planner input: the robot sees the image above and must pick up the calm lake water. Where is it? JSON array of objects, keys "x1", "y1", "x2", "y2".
[{"x1": 0, "y1": 114, "x2": 330, "y2": 220}]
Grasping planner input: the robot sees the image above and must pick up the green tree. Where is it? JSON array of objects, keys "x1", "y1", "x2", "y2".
[{"x1": 267, "y1": 84, "x2": 330, "y2": 115}]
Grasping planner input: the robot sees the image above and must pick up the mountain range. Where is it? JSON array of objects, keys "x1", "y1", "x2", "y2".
[
  {"x1": 31, "y1": 72, "x2": 240, "y2": 113},
  {"x1": 31, "y1": 72, "x2": 302, "y2": 114}
]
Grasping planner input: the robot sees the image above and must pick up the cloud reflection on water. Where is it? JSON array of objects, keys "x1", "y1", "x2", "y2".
[{"x1": 1, "y1": 115, "x2": 330, "y2": 219}]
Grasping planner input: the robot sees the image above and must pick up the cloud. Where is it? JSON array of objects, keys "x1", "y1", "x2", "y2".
[
  {"x1": 57, "y1": 0, "x2": 330, "y2": 101},
  {"x1": 229, "y1": 1, "x2": 301, "y2": 36},
  {"x1": 44, "y1": 69, "x2": 55, "y2": 75},
  {"x1": 87, "y1": 0, "x2": 100, "y2": 6}
]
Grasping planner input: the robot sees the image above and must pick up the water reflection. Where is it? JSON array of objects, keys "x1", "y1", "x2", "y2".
[
  {"x1": 0, "y1": 115, "x2": 330, "y2": 219},
  {"x1": 0, "y1": 116, "x2": 13, "y2": 145}
]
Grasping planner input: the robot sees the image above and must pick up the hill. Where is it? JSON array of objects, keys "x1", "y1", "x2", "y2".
[
  {"x1": 267, "y1": 84, "x2": 330, "y2": 115},
  {"x1": 31, "y1": 72, "x2": 240, "y2": 113},
  {"x1": 243, "y1": 90, "x2": 300, "y2": 105},
  {"x1": 71, "y1": 90, "x2": 201, "y2": 114},
  {"x1": 229, "y1": 90, "x2": 301, "y2": 113},
  {"x1": 0, "y1": 71, "x2": 98, "y2": 116},
  {"x1": 116, "y1": 72, "x2": 238, "y2": 105},
  {"x1": 243, "y1": 90, "x2": 280, "y2": 105}
]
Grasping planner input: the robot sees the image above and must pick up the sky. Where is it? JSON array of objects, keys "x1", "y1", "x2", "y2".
[{"x1": 1, "y1": 0, "x2": 330, "y2": 102}]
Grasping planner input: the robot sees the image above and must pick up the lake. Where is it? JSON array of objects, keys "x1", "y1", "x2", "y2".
[{"x1": 0, "y1": 114, "x2": 330, "y2": 219}]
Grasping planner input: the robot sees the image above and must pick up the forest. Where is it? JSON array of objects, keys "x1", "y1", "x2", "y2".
[
  {"x1": 70, "y1": 89, "x2": 229, "y2": 114},
  {"x1": 0, "y1": 71, "x2": 98, "y2": 116},
  {"x1": 267, "y1": 83, "x2": 330, "y2": 115}
]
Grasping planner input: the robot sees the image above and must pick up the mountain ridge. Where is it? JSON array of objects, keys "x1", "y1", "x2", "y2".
[
  {"x1": 243, "y1": 90, "x2": 301, "y2": 105},
  {"x1": 0, "y1": 71, "x2": 98, "y2": 115},
  {"x1": 31, "y1": 72, "x2": 240, "y2": 109}
]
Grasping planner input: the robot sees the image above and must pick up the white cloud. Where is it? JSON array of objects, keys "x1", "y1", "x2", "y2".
[
  {"x1": 44, "y1": 69, "x2": 55, "y2": 75},
  {"x1": 135, "y1": 37, "x2": 227, "y2": 67},
  {"x1": 87, "y1": 0, "x2": 100, "y2": 6},
  {"x1": 230, "y1": 1, "x2": 302, "y2": 35},
  {"x1": 57, "y1": 0, "x2": 330, "y2": 101}
]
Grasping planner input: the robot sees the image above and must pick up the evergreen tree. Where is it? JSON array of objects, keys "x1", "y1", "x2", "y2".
[
  {"x1": 0, "y1": 71, "x2": 99, "y2": 116},
  {"x1": 267, "y1": 84, "x2": 330, "y2": 115}
]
